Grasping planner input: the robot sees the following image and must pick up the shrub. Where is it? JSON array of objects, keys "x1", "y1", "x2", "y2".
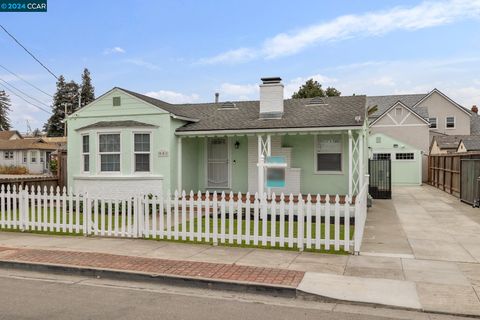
[
  {"x1": 49, "y1": 159, "x2": 58, "y2": 173},
  {"x1": 0, "y1": 165, "x2": 29, "y2": 175}
]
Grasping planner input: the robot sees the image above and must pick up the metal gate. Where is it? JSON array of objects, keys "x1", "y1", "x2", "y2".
[{"x1": 369, "y1": 159, "x2": 391, "y2": 199}]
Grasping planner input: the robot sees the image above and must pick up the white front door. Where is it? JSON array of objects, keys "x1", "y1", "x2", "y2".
[{"x1": 207, "y1": 137, "x2": 230, "y2": 188}]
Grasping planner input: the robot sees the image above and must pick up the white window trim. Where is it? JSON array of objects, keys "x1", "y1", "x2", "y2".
[
  {"x1": 3, "y1": 151, "x2": 13, "y2": 160},
  {"x1": 372, "y1": 153, "x2": 392, "y2": 160},
  {"x1": 429, "y1": 117, "x2": 438, "y2": 129},
  {"x1": 314, "y1": 134, "x2": 344, "y2": 175},
  {"x1": 81, "y1": 133, "x2": 90, "y2": 174},
  {"x1": 22, "y1": 151, "x2": 27, "y2": 163},
  {"x1": 131, "y1": 131, "x2": 153, "y2": 174},
  {"x1": 97, "y1": 131, "x2": 122, "y2": 174},
  {"x1": 445, "y1": 116, "x2": 455, "y2": 129}
]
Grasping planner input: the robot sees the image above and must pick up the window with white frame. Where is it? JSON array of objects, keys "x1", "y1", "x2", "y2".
[
  {"x1": 82, "y1": 135, "x2": 90, "y2": 172},
  {"x1": 429, "y1": 117, "x2": 437, "y2": 129},
  {"x1": 373, "y1": 153, "x2": 391, "y2": 160},
  {"x1": 30, "y1": 151, "x2": 37, "y2": 163},
  {"x1": 99, "y1": 133, "x2": 120, "y2": 172},
  {"x1": 134, "y1": 133, "x2": 150, "y2": 172},
  {"x1": 395, "y1": 153, "x2": 414, "y2": 160},
  {"x1": 4, "y1": 151, "x2": 13, "y2": 159},
  {"x1": 446, "y1": 116, "x2": 455, "y2": 128},
  {"x1": 22, "y1": 151, "x2": 27, "y2": 163},
  {"x1": 315, "y1": 135, "x2": 342, "y2": 172}
]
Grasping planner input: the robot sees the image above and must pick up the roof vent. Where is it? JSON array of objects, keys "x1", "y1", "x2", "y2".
[
  {"x1": 219, "y1": 101, "x2": 237, "y2": 109},
  {"x1": 355, "y1": 115, "x2": 362, "y2": 123},
  {"x1": 307, "y1": 97, "x2": 327, "y2": 106}
]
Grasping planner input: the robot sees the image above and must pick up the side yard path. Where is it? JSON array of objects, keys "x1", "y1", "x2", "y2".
[{"x1": 1, "y1": 232, "x2": 480, "y2": 316}]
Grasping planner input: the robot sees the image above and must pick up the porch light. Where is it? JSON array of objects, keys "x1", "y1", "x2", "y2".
[{"x1": 234, "y1": 141, "x2": 240, "y2": 149}]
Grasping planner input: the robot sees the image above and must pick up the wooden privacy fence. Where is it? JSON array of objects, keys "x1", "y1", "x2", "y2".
[
  {"x1": 428, "y1": 153, "x2": 480, "y2": 198},
  {"x1": 0, "y1": 184, "x2": 368, "y2": 254}
]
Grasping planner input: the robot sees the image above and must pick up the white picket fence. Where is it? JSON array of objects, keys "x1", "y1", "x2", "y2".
[{"x1": 0, "y1": 183, "x2": 368, "y2": 253}]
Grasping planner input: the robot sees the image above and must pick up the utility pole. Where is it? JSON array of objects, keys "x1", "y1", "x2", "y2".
[{"x1": 63, "y1": 102, "x2": 68, "y2": 137}]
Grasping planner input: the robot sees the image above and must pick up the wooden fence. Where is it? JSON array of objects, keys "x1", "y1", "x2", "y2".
[
  {"x1": 428, "y1": 152, "x2": 480, "y2": 198},
  {"x1": 0, "y1": 184, "x2": 369, "y2": 254}
]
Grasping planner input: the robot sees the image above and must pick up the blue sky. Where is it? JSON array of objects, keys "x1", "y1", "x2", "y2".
[{"x1": 1, "y1": 0, "x2": 480, "y2": 132}]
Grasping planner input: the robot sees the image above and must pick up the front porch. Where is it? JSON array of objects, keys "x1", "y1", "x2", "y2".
[{"x1": 176, "y1": 128, "x2": 367, "y2": 198}]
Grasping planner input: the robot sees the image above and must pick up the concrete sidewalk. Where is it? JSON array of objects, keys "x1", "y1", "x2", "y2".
[{"x1": 0, "y1": 232, "x2": 480, "y2": 316}]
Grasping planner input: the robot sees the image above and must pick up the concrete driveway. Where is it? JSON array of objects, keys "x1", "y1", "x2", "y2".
[{"x1": 363, "y1": 184, "x2": 480, "y2": 263}]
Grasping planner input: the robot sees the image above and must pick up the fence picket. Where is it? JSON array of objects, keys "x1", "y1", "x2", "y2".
[
  {"x1": 212, "y1": 191, "x2": 218, "y2": 245},
  {"x1": 315, "y1": 195, "x2": 321, "y2": 250},
  {"x1": 279, "y1": 194, "x2": 285, "y2": 247},
  {"x1": 61, "y1": 187, "x2": 67, "y2": 232},
  {"x1": 143, "y1": 196, "x2": 149, "y2": 238},
  {"x1": 188, "y1": 191, "x2": 194, "y2": 241},
  {"x1": 127, "y1": 197, "x2": 132, "y2": 237},
  {"x1": 245, "y1": 192, "x2": 251, "y2": 245},
  {"x1": 261, "y1": 194, "x2": 267, "y2": 246},
  {"x1": 334, "y1": 195, "x2": 340, "y2": 251},
  {"x1": 12, "y1": 186, "x2": 17, "y2": 228},
  {"x1": 181, "y1": 191, "x2": 187, "y2": 240},
  {"x1": 68, "y1": 188, "x2": 73, "y2": 233},
  {"x1": 55, "y1": 187, "x2": 60, "y2": 232},
  {"x1": 173, "y1": 191, "x2": 179, "y2": 240},
  {"x1": 297, "y1": 194, "x2": 304, "y2": 251},
  {"x1": 196, "y1": 191, "x2": 202, "y2": 242},
  {"x1": 121, "y1": 199, "x2": 127, "y2": 237},
  {"x1": 270, "y1": 193, "x2": 276, "y2": 247},
  {"x1": 220, "y1": 192, "x2": 226, "y2": 244},
  {"x1": 114, "y1": 199, "x2": 119, "y2": 237},
  {"x1": 93, "y1": 197, "x2": 99, "y2": 236},
  {"x1": 151, "y1": 197, "x2": 156, "y2": 239},
  {"x1": 158, "y1": 195, "x2": 164, "y2": 239},
  {"x1": 100, "y1": 198, "x2": 105, "y2": 236},
  {"x1": 205, "y1": 191, "x2": 210, "y2": 243},
  {"x1": 36, "y1": 186, "x2": 42, "y2": 231},
  {"x1": 236, "y1": 192, "x2": 242, "y2": 245},
  {"x1": 166, "y1": 192, "x2": 172, "y2": 240},
  {"x1": 288, "y1": 194, "x2": 294, "y2": 248},
  {"x1": 253, "y1": 193, "x2": 259, "y2": 246},
  {"x1": 107, "y1": 200, "x2": 113, "y2": 237},
  {"x1": 306, "y1": 194, "x2": 312, "y2": 249},
  {"x1": 325, "y1": 195, "x2": 331, "y2": 250},
  {"x1": 43, "y1": 186, "x2": 48, "y2": 231},
  {"x1": 75, "y1": 193, "x2": 80, "y2": 233},
  {"x1": 344, "y1": 195, "x2": 350, "y2": 252},
  {"x1": 228, "y1": 192, "x2": 234, "y2": 244}
]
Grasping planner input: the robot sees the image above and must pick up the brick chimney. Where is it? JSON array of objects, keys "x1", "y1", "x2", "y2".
[{"x1": 472, "y1": 105, "x2": 478, "y2": 114}]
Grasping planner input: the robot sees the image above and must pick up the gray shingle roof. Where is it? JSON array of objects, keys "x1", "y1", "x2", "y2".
[
  {"x1": 76, "y1": 120, "x2": 157, "y2": 131},
  {"x1": 461, "y1": 137, "x2": 480, "y2": 151},
  {"x1": 117, "y1": 88, "x2": 366, "y2": 132},
  {"x1": 434, "y1": 135, "x2": 471, "y2": 149},
  {"x1": 367, "y1": 94, "x2": 427, "y2": 118},
  {"x1": 175, "y1": 96, "x2": 367, "y2": 132}
]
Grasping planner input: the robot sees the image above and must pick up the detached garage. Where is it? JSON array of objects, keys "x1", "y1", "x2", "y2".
[{"x1": 369, "y1": 133, "x2": 422, "y2": 186}]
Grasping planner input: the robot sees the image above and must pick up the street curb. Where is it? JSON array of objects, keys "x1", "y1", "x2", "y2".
[
  {"x1": 1, "y1": 259, "x2": 479, "y2": 319},
  {"x1": 0, "y1": 260, "x2": 297, "y2": 298}
]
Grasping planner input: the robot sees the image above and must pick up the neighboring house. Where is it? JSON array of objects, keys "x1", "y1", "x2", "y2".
[
  {"x1": 67, "y1": 77, "x2": 368, "y2": 198},
  {"x1": 430, "y1": 135, "x2": 470, "y2": 155},
  {"x1": 368, "y1": 88, "x2": 477, "y2": 184},
  {"x1": 369, "y1": 133, "x2": 422, "y2": 185},
  {"x1": 0, "y1": 131, "x2": 58, "y2": 174},
  {"x1": 457, "y1": 137, "x2": 480, "y2": 153}
]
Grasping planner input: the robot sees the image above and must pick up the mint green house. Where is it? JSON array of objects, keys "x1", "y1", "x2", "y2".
[{"x1": 67, "y1": 77, "x2": 368, "y2": 198}]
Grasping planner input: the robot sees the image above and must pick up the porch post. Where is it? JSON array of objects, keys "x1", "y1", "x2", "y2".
[
  {"x1": 359, "y1": 131, "x2": 364, "y2": 191},
  {"x1": 257, "y1": 135, "x2": 264, "y2": 197},
  {"x1": 348, "y1": 130, "x2": 352, "y2": 196},
  {"x1": 177, "y1": 137, "x2": 182, "y2": 193},
  {"x1": 266, "y1": 134, "x2": 271, "y2": 199}
]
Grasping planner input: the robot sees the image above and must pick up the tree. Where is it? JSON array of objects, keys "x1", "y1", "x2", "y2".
[
  {"x1": 32, "y1": 128, "x2": 42, "y2": 137},
  {"x1": 325, "y1": 87, "x2": 341, "y2": 97},
  {"x1": 80, "y1": 68, "x2": 95, "y2": 107},
  {"x1": 43, "y1": 75, "x2": 80, "y2": 136},
  {"x1": 291, "y1": 78, "x2": 341, "y2": 99},
  {"x1": 0, "y1": 90, "x2": 12, "y2": 131}
]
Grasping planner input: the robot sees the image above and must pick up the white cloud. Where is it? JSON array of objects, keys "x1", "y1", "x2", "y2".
[
  {"x1": 197, "y1": 48, "x2": 258, "y2": 65},
  {"x1": 144, "y1": 90, "x2": 200, "y2": 104},
  {"x1": 124, "y1": 58, "x2": 161, "y2": 71},
  {"x1": 219, "y1": 83, "x2": 258, "y2": 100},
  {"x1": 103, "y1": 47, "x2": 126, "y2": 55},
  {"x1": 200, "y1": 0, "x2": 480, "y2": 63},
  {"x1": 372, "y1": 76, "x2": 396, "y2": 87}
]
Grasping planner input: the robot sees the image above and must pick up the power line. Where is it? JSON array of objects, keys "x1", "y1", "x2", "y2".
[
  {"x1": 0, "y1": 63, "x2": 53, "y2": 97},
  {"x1": 0, "y1": 24, "x2": 58, "y2": 80},
  {"x1": 0, "y1": 77, "x2": 51, "y2": 108},
  {"x1": 0, "y1": 82, "x2": 51, "y2": 114}
]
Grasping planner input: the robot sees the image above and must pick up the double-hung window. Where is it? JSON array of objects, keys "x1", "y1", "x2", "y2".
[
  {"x1": 99, "y1": 133, "x2": 120, "y2": 172},
  {"x1": 429, "y1": 117, "x2": 437, "y2": 129},
  {"x1": 30, "y1": 151, "x2": 37, "y2": 163},
  {"x1": 82, "y1": 135, "x2": 90, "y2": 172},
  {"x1": 446, "y1": 116, "x2": 455, "y2": 129},
  {"x1": 134, "y1": 133, "x2": 150, "y2": 172},
  {"x1": 40, "y1": 152, "x2": 44, "y2": 163},
  {"x1": 315, "y1": 135, "x2": 342, "y2": 173},
  {"x1": 22, "y1": 151, "x2": 27, "y2": 163}
]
